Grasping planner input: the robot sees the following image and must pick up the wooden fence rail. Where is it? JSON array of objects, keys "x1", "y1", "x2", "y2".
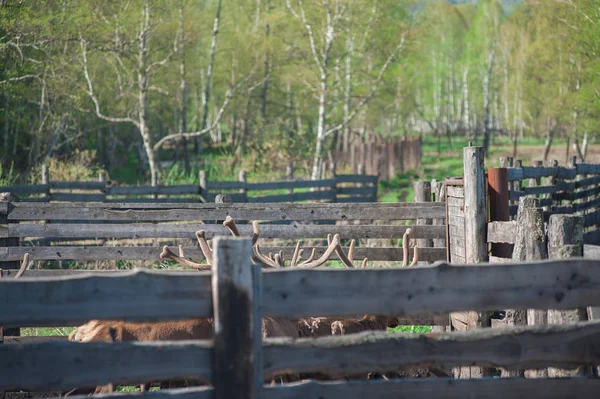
[
  {"x1": 2, "y1": 238, "x2": 600, "y2": 398},
  {"x1": 0, "y1": 168, "x2": 379, "y2": 204}
]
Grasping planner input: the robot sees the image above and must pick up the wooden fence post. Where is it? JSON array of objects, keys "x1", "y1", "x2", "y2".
[
  {"x1": 199, "y1": 170, "x2": 208, "y2": 203},
  {"x1": 431, "y1": 179, "x2": 446, "y2": 249},
  {"x1": 0, "y1": 193, "x2": 19, "y2": 339},
  {"x1": 488, "y1": 167, "x2": 511, "y2": 259},
  {"x1": 454, "y1": 145, "x2": 490, "y2": 379},
  {"x1": 239, "y1": 170, "x2": 248, "y2": 202},
  {"x1": 212, "y1": 237, "x2": 259, "y2": 399},
  {"x1": 504, "y1": 197, "x2": 548, "y2": 378},
  {"x1": 463, "y1": 146, "x2": 487, "y2": 264},
  {"x1": 414, "y1": 181, "x2": 432, "y2": 258},
  {"x1": 98, "y1": 172, "x2": 107, "y2": 202},
  {"x1": 41, "y1": 164, "x2": 50, "y2": 202},
  {"x1": 286, "y1": 162, "x2": 294, "y2": 195},
  {"x1": 546, "y1": 214, "x2": 588, "y2": 377}
]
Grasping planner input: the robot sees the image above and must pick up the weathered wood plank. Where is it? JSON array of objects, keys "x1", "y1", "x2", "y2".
[
  {"x1": 7, "y1": 223, "x2": 445, "y2": 240},
  {"x1": 58, "y1": 378, "x2": 600, "y2": 399},
  {"x1": 446, "y1": 186, "x2": 464, "y2": 198},
  {"x1": 576, "y1": 163, "x2": 600, "y2": 175},
  {"x1": 0, "y1": 184, "x2": 49, "y2": 195},
  {"x1": 447, "y1": 206, "x2": 464, "y2": 217},
  {"x1": 108, "y1": 185, "x2": 198, "y2": 195},
  {"x1": 246, "y1": 179, "x2": 335, "y2": 190},
  {"x1": 3, "y1": 322, "x2": 600, "y2": 392},
  {"x1": 335, "y1": 174, "x2": 378, "y2": 184},
  {"x1": 50, "y1": 181, "x2": 106, "y2": 190},
  {"x1": 584, "y1": 245, "x2": 600, "y2": 260},
  {"x1": 0, "y1": 340, "x2": 213, "y2": 391},
  {"x1": 488, "y1": 221, "x2": 518, "y2": 244},
  {"x1": 48, "y1": 194, "x2": 106, "y2": 202},
  {"x1": 4, "y1": 335, "x2": 67, "y2": 344},
  {"x1": 0, "y1": 245, "x2": 447, "y2": 263},
  {"x1": 507, "y1": 167, "x2": 577, "y2": 182},
  {"x1": 264, "y1": 321, "x2": 600, "y2": 376},
  {"x1": 212, "y1": 237, "x2": 256, "y2": 399},
  {"x1": 248, "y1": 190, "x2": 336, "y2": 203},
  {"x1": 3, "y1": 259, "x2": 600, "y2": 326},
  {"x1": 7, "y1": 202, "x2": 447, "y2": 221}
]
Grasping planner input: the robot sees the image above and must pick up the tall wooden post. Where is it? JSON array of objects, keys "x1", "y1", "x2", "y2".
[
  {"x1": 286, "y1": 162, "x2": 294, "y2": 195},
  {"x1": 199, "y1": 170, "x2": 208, "y2": 203},
  {"x1": 453, "y1": 146, "x2": 490, "y2": 379},
  {"x1": 414, "y1": 181, "x2": 433, "y2": 257},
  {"x1": 463, "y1": 146, "x2": 487, "y2": 264},
  {"x1": 212, "y1": 237, "x2": 259, "y2": 399},
  {"x1": 0, "y1": 193, "x2": 20, "y2": 339},
  {"x1": 431, "y1": 179, "x2": 446, "y2": 249},
  {"x1": 98, "y1": 172, "x2": 107, "y2": 202},
  {"x1": 239, "y1": 170, "x2": 248, "y2": 202},
  {"x1": 488, "y1": 167, "x2": 511, "y2": 259},
  {"x1": 41, "y1": 164, "x2": 50, "y2": 202},
  {"x1": 546, "y1": 214, "x2": 588, "y2": 377}
]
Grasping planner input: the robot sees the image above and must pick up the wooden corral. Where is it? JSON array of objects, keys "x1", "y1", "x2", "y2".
[
  {"x1": 2, "y1": 239, "x2": 600, "y2": 398},
  {"x1": 0, "y1": 166, "x2": 378, "y2": 204}
]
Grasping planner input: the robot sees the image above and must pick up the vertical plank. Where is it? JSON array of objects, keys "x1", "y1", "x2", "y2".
[
  {"x1": 431, "y1": 180, "x2": 446, "y2": 248},
  {"x1": 0, "y1": 193, "x2": 19, "y2": 338},
  {"x1": 488, "y1": 167, "x2": 511, "y2": 259},
  {"x1": 286, "y1": 162, "x2": 294, "y2": 195},
  {"x1": 98, "y1": 172, "x2": 107, "y2": 202},
  {"x1": 212, "y1": 237, "x2": 256, "y2": 399},
  {"x1": 507, "y1": 197, "x2": 547, "y2": 378},
  {"x1": 546, "y1": 214, "x2": 588, "y2": 378},
  {"x1": 41, "y1": 164, "x2": 50, "y2": 202},
  {"x1": 456, "y1": 145, "x2": 489, "y2": 379},
  {"x1": 199, "y1": 170, "x2": 208, "y2": 203},
  {"x1": 463, "y1": 146, "x2": 487, "y2": 263},
  {"x1": 239, "y1": 170, "x2": 248, "y2": 201},
  {"x1": 252, "y1": 262, "x2": 263, "y2": 398},
  {"x1": 413, "y1": 181, "x2": 433, "y2": 260}
]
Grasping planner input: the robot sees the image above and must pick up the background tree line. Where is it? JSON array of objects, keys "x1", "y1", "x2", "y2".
[{"x1": 0, "y1": 0, "x2": 598, "y2": 184}]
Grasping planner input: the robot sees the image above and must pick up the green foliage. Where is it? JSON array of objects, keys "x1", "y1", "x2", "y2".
[{"x1": 0, "y1": 160, "x2": 18, "y2": 186}]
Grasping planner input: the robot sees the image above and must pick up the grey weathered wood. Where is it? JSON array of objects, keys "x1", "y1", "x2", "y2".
[
  {"x1": 199, "y1": 170, "x2": 208, "y2": 202},
  {"x1": 4, "y1": 335, "x2": 67, "y2": 344},
  {"x1": 4, "y1": 321, "x2": 600, "y2": 392},
  {"x1": 0, "y1": 245, "x2": 447, "y2": 263},
  {"x1": 263, "y1": 378, "x2": 600, "y2": 399},
  {"x1": 48, "y1": 193, "x2": 106, "y2": 202},
  {"x1": 49, "y1": 181, "x2": 106, "y2": 190},
  {"x1": 247, "y1": 179, "x2": 335, "y2": 190},
  {"x1": 446, "y1": 186, "x2": 464, "y2": 198},
  {"x1": 248, "y1": 190, "x2": 336, "y2": 203},
  {"x1": 7, "y1": 202, "x2": 446, "y2": 221},
  {"x1": 487, "y1": 221, "x2": 518, "y2": 244},
  {"x1": 507, "y1": 166, "x2": 577, "y2": 182},
  {"x1": 0, "y1": 340, "x2": 213, "y2": 391},
  {"x1": 584, "y1": 245, "x2": 600, "y2": 259},
  {"x1": 547, "y1": 214, "x2": 588, "y2": 378},
  {"x1": 0, "y1": 184, "x2": 49, "y2": 195},
  {"x1": 431, "y1": 180, "x2": 446, "y2": 249},
  {"x1": 57, "y1": 378, "x2": 600, "y2": 399},
  {"x1": 7, "y1": 223, "x2": 445, "y2": 240},
  {"x1": 263, "y1": 321, "x2": 600, "y2": 377},
  {"x1": 108, "y1": 185, "x2": 198, "y2": 195},
  {"x1": 463, "y1": 146, "x2": 487, "y2": 264},
  {"x1": 335, "y1": 174, "x2": 378, "y2": 184},
  {"x1": 459, "y1": 146, "x2": 488, "y2": 378},
  {"x1": 212, "y1": 237, "x2": 255, "y2": 399},
  {"x1": 414, "y1": 181, "x2": 433, "y2": 252},
  {"x1": 510, "y1": 198, "x2": 548, "y2": 378},
  {"x1": 4, "y1": 259, "x2": 600, "y2": 326}
]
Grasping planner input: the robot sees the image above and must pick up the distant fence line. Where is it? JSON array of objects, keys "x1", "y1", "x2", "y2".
[
  {"x1": 333, "y1": 135, "x2": 422, "y2": 181},
  {"x1": 0, "y1": 165, "x2": 378, "y2": 204}
]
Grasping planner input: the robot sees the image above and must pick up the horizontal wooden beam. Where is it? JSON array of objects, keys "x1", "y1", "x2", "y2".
[
  {"x1": 108, "y1": 185, "x2": 198, "y2": 195},
  {"x1": 0, "y1": 245, "x2": 447, "y2": 262},
  {"x1": 2, "y1": 259, "x2": 600, "y2": 326},
  {"x1": 3, "y1": 321, "x2": 600, "y2": 392},
  {"x1": 7, "y1": 202, "x2": 446, "y2": 221},
  {"x1": 7, "y1": 223, "x2": 446, "y2": 240},
  {"x1": 488, "y1": 221, "x2": 517, "y2": 244},
  {"x1": 263, "y1": 321, "x2": 600, "y2": 377}
]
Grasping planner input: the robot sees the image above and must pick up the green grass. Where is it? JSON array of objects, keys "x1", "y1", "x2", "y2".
[
  {"x1": 21, "y1": 326, "x2": 75, "y2": 337},
  {"x1": 388, "y1": 325, "x2": 433, "y2": 334}
]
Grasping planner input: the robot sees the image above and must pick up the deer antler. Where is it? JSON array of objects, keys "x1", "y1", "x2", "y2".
[
  {"x1": 299, "y1": 234, "x2": 341, "y2": 268},
  {"x1": 223, "y1": 215, "x2": 241, "y2": 237},
  {"x1": 14, "y1": 253, "x2": 30, "y2": 279},
  {"x1": 195, "y1": 230, "x2": 213, "y2": 264},
  {"x1": 401, "y1": 228, "x2": 419, "y2": 267},
  {"x1": 160, "y1": 246, "x2": 211, "y2": 270}
]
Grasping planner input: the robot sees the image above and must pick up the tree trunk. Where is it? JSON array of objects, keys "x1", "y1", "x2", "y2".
[
  {"x1": 198, "y1": 0, "x2": 222, "y2": 155},
  {"x1": 178, "y1": 0, "x2": 190, "y2": 175},
  {"x1": 343, "y1": 34, "x2": 353, "y2": 153},
  {"x1": 312, "y1": 71, "x2": 328, "y2": 180},
  {"x1": 260, "y1": 0, "x2": 270, "y2": 121},
  {"x1": 542, "y1": 127, "x2": 554, "y2": 163},
  {"x1": 462, "y1": 67, "x2": 469, "y2": 132},
  {"x1": 482, "y1": 42, "x2": 497, "y2": 158}
]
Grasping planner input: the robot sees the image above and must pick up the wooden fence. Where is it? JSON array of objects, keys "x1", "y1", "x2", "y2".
[
  {"x1": 334, "y1": 135, "x2": 422, "y2": 180},
  {"x1": 2, "y1": 238, "x2": 600, "y2": 398},
  {"x1": 0, "y1": 166, "x2": 378, "y2": 204}
]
